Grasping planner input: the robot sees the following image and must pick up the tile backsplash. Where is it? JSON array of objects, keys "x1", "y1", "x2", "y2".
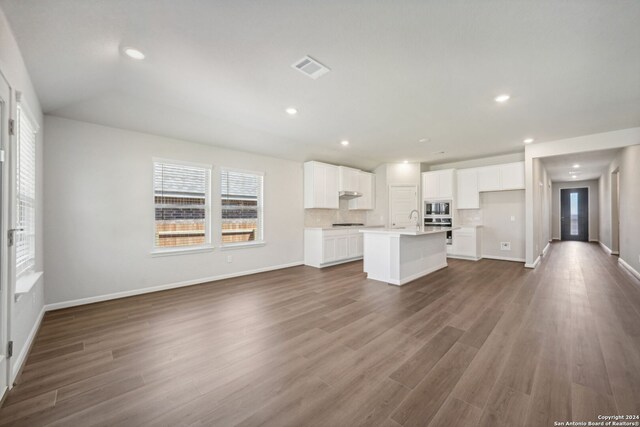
[
  {"x1": 305, "y1": 199, "x2": 367, "y2": 227},
  {"x1": 457, "y1": 209, "x2": 483, "y2": 225}
]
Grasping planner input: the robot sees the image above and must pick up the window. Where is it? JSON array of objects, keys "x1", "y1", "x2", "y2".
[
  {"x1": 570, "y1": 192, "x2": 579, "y2": 236},
  {"x1": 221, "y1": 168, "x2": 264, "y2": 245},
  {"x1": 16, "y1": 105, "x2": 38, "y2": 278},
  {"x1": 153, "y1": 160, "x2": 211, "y2": 252}
]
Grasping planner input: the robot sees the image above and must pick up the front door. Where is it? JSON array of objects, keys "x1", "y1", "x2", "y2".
[
  {"x1": 561, "y1": 188, "x2": 588, "y2": 241},
  {"x1": 0, "y1": 73, "x2": 9, "y2": 400},
  {"x1": 389, "y1": 185, "x2": 418, "y2": 229}
]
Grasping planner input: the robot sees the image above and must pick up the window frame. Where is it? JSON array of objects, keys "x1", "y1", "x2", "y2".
[
  {"x1": 15, "y1": 103, "x2": 39, "y2": 280},
  {"x1": 219, "y1": 167, "x2": 265, "y2": 248},
  {"x1": 151, "y1": 157, "x2": 214, "y2": 256}
]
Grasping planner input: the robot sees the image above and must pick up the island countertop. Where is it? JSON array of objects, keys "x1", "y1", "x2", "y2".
[{"x1": 359, "y1": 226, "x2": 458, "y2": 236}]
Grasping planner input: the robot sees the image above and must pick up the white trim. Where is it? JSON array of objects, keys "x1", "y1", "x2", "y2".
[
  {"x1": 618, "y1": 258, "x2": 640, "y2": 282},
  {"x1": 542, "y1": 242, "x2": 551, "y2": 256},
  {"x1": 483, "y1": 255, "x2": 526, "y2": 263},
  {"x1": 11, "y1": 305, "x2": 45, "y2": 383},
  {"x1": 599, "y1": 241, "x2": 613, "y2": 255},
  {"x1": 447, "y1": 254, "x2": 481, "y2": 261},
  {"x1": 44, "y1": 261, "x2": 304, "y2": 311},
  {"x1": 220, "y1": 241, "x2": 266, "y2": 250},
  {"x1": 525, "y1": 256, "x2": 540, "y2": 269},
  {"x1": 150, "y1": 245, "x2": 214, "y2": 257}
]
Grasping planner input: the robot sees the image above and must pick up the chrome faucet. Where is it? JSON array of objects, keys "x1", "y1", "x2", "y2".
[{"x1": 409, "y1": 209, "x2": 421, "y2": 231}]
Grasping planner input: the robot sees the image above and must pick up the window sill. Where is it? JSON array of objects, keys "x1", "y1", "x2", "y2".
[
  {"x1": 220, "y1": 241, "x2": 266, "y2": 251},
  {"x1": 15, "y1": 271, "x2": 43, "y2": 300},
  {"x1": 151, "y1": 245, "x2": 215, "y2": 257}
]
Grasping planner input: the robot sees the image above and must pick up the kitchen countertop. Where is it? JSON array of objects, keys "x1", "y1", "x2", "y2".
[
  {"x1": 360, "y1": 226, "x2": 458, "y2": 236},
  {"x1": 305, "y1": 225, "x2": 385, "y2": 230}
]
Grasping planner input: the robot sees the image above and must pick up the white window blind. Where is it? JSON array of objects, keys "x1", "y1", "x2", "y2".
[
  {"x1": 153, "y1": 160, "x2": 211, "y2": 250},
  {"x1": 221, "y1": 169, "x2": 264, "y2": 245},
  {"x1": 16, "y1": 106, "x2": 37, "y2": 278}
]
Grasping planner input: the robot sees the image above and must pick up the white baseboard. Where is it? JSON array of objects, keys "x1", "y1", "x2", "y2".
[
  {"x1": 599, "y1": 241, "x2": 613, "y2": 255},
  {"x1": 45, "y1": 261, "x2": 304, "y2": 311},
  {"x1": 525, "y1": 256, "x2": 540, "y2": 269},
  {"x1": 11, "y1": 305, "x2": 46, "y2": 384},
  {"x1": 447, "y1": 254, "x2": 481, "y2": 261},
  {"x1": 619, "y1": 258, "x2": 640, "y2": 282},
  {"x1": 589, "y1": 239, "x2": 598, "y2": 242},
  {"x1": 483, "y1": 255, "x2": 526, "y2": 263},
  {"x1": 542, "y1": 242, "x2": 551, "y2": 257}
]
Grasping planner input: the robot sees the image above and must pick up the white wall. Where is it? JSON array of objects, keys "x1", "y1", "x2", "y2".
[
  {"x1": 599, "y1": 145, "x2": 640, "y2": 275},
  {"x1": 480, "y1": 190, "x2": 526, "y2": 261},
  {"x1": 44, "y1": 116, "x2": 304, "y2": 306},
  {"x1": 551, "y1": 180, "x2": 599, "y2": 241},
  {"x1": 425, "y1": 152, "x2": 524, "y2": 171},
  {"x1": 0, "y1": 9, "x2": 45, "y2": 382}
]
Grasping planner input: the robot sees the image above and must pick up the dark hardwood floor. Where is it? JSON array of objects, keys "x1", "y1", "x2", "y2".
[{"x1": 1, "y1": 241, "x2": 640, "y2": 426}]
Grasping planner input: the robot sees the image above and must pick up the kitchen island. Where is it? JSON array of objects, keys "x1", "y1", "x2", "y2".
[{"x1": 360, "y1": 227, "x2": 454, "y2": 285}]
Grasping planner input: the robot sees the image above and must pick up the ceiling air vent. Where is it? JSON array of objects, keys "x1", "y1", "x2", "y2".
[{"x1": 292, "y1": 56, "x2": 330, "y2": 79}]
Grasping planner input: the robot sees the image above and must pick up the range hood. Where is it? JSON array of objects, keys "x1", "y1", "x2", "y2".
[{"x1": 339, "y1": 191, "x2": 362, "y2": 199}]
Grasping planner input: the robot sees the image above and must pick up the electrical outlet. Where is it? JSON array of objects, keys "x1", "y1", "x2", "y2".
[
  {"x1": 227, "y1": 255, "x2": 233, "y2": 263},
  {"x1": 500, "y1": 242, "x2": 511, "y2": 251}
]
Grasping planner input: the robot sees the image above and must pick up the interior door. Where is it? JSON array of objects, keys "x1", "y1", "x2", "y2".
[
  {"x1": 561, "y1": 188, "x2": 589, "y2": 241},
  {"x1": 0, "y1": 73, "x2": 9, "y2": 400},
  {"x1": 389, "y1": 185, "x2": 418, "y2": 229}
]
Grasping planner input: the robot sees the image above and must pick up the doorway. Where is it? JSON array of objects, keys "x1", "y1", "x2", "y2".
[
  {"x1": 389, "y1": 185, "x2": 418, "y2": 229},
  {"x1": 560, "y1": 187, "x2": 589, "y2": 241}
]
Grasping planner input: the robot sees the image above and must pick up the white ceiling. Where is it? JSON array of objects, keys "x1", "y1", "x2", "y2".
[
  {"x1": 2, "y1": 0, "x2": 639, "y2": 170},
  {"x1": 541, "y1": 148, "x2": 620, "y2": 182}
]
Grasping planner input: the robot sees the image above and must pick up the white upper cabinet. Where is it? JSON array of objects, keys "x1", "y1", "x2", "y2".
[
  {"x1": 477, "y1": 165, "x2": 501, "y2": 192},
  {"x1": 500, "y1": 162, "x2": 525, "y2": 190},
  {"x1": 422, "y1": 169, "x2": 455, "y2": 200},
  {"x1": 338, "y1": 166, "x2": 360, "y2": 192},
  {"x1": 304, "y1": 161, "x2": 339, "y2": 209},
  {"x1": 456, "y1": 168, "x2": 479, "y2": 209},
  {"x1": 349, "y1": 171, "x2": 375, "y2": 210}
]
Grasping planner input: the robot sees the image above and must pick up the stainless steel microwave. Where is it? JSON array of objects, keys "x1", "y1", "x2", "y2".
[{"x1": 424, "y1": 200, "x2": 451, "y2": 217}]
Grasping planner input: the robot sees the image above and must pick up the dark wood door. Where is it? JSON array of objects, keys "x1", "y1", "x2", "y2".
[{"x1": 561, "y1": 188, "x2": 589, "y2": 241}]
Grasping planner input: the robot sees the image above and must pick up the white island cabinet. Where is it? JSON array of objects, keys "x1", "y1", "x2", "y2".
[{"x1": 360, "y1": 227, "x2": 454, "y2": 286}]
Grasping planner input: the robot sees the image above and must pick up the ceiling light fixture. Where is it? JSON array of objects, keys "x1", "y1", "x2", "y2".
[
  {"x1": 123, "y1": 47, "x2": 145, "y2": 60},
  {"x1": 419, "y1": 138, "x2": 430, "y2": 143},
  {"x1": 494, "y1": 94, "x2": 510, "y2": 103},
  {"x1": 573, "y1": 164, "x2": 580, "y2": 168},
  {"x1": 285, "y1": 107, "x2": 298, "y2": 115},
  {"x1": 341, "y1": 140, "x2": 349, "y2": 146},
  {"x1": 403, "y1": 160, "x2": 409, "y2": 164},
  {"x1": 523, "y1": 138, "x2": 534, "y2": 144}
]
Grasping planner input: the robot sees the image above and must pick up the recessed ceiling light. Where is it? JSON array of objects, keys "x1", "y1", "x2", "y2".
[
  {"x1": 418, "y1": 138, "x2": 430, "y2": 143},
  {"x1": 123, "y1": 47, "x2": 145, "y2": 60},
  {"x1": 285, "y1": 107, "x2": 298, "y2": 115},
  {"x1": 340, "y1": 140, "x2": 349, "y2": 146},
  {"x1": 573, "y1": 164, "x2": 580, "y2": 168},
  {"x1": 572, "y1": 175, "x2": 578, "y2": 179},
  {"x1": 523, "y1": 138, "x2": 534, "y2": 144},
  {"x1": 403, "y1": 160, "x2": 409, "y2": 164},
  {"x1": 494, "y1": 94, "x2": 510, "y2": 103}
]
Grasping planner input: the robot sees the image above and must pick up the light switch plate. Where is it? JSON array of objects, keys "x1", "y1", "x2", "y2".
[{"x1": 510, "y1": 216, "x2": 516, "y2": 222}]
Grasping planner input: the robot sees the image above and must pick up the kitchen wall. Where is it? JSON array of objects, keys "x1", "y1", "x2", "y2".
[
  {"x1": 599, "y1": 144, "x2": 640, "y2": 276},
  {"x1": 480, "y1": 190, "x2": 526, "y2": 261},
  {"x1": 551, "y1": 180, "x2": 599, "y2": 241},
  {"x1": 44, "y1": 116, "x2": 304, "y2": 306},
  {"x1": 425, "y1": 152, "x2": 524, "y2": 171},
  {"x1": 304, "y1": 199, "x2": 366, "y2": 227},
  {"x1": 0, "y1": 8, "x2": 45, "y2": 382}
]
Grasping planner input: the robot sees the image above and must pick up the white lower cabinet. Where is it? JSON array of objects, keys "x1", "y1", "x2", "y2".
[
  {"x1": 305, "y1": 227, "x2": 376, "y2": 268},
  {"x1": 449, "y1": 226, "x2": 482, "y2": 261}
]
